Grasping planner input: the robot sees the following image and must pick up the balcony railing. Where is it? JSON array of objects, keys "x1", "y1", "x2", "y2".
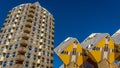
[
  {"x1": 14, "y1": 55, "x2": 26, "y2": 61},
  {"x1": 17, "y1": 47, "x2": 27, "y2": 53},
  {"x1": 13, "y1": 64, "x2": 24, "y2": 68}
]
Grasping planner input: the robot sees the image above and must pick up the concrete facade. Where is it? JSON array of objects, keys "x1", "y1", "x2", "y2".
[{"x1": 0, "y1": 2, "x2": 54, "y2": 68}]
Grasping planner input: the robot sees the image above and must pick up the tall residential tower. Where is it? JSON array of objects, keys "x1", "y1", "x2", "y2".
[{"x1": 0, "y1": 2, "x2": 54, "y2": 68}]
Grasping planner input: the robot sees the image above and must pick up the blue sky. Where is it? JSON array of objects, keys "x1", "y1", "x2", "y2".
[{"x1": 0, "y1": 0, "x2": 120, "y2": 67}]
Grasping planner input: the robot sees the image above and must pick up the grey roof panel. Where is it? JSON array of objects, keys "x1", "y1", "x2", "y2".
[
  {"x1": 54, "y1": 37, "x2": 79, "y2": 55},
  {"x1": 81, "y1": 33, "x2": 109, "y2": 50},
  {"x1": 112, "y1": 29, "x2": 120, "y2": 45},
  {"x1": 59, "y1": 64, "x2": 64, "y2": 68}
]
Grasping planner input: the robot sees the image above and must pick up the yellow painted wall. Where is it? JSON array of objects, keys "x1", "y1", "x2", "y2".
[
  {"x1": 89, "y1": 38, "x2": 106, "y2": 62},
  {"x1": 59, "y1": 43, "x2": 74, "y2": 65},
  {"x1": 96, "y1": 38, "x2": 106, "y2": 48},
  {"x1": 76, "y1": 44, "x2": 83, "y2": 52},
  {"x1": 109, "y1": 52, "x2": 115, "y2": 63},
  {"x1": 59, "y1": 42, "x2": 88, "y2": 66},
  {"x1": 59, "y1": 54, "x2": 70, "y2": 65},
  {"x1": 76, "y1": 43, "x2": 84, "y2": 66},
  {"x1": 64, "y1": 43, "x2": 74, "y2": 52},
  {"x1": 108, "y1": 38, "x2": 114, "y2": 48},
  {"x1": 77, "y1": 56, "x2": 83, "y2": 66},
  {"x1": 108, "y1": 38, "x2": 115, "y2": 63},
  {"x1": 90, "y1": 50, "x2": 102, "y2": 62}
]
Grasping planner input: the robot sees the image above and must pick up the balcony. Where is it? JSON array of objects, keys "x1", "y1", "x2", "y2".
[
  {"x1": 8, "y1": 35, "x2": 12, "y2": 39},
  {"x1": 3, "y1": 49, "x2": 7, "y2": 53},
  {"x1": 22, "y1": 33, "x2": 30, "y2": 37},
  {"x1": 18, "y1": 47, "x2": 27, "y2": 53},
  {"x1": 0, "y1": 57, "x2": 4, "y2": 61},
  {"x1": 13, "y1": 64, "x2": 24, "y2": 68},
  {"x1": 25, "y1": 22, "x2": 32, "y2": 27},
  {"x1": 15, "y1": 55, "x2": 26, "y2": 61},
  {"x1": 22, "y1": 35, "x2": 29, "y2": 40},
  {"x1": 30, "y1": 6, "x2": 36, "y2": 9},
  {"x1": 29, "y1": 9, "x2": 35, "y2": 14},
  {"x1": 38, "y1": 52, "x2": 41, "y2": 56},
  {"x1": 23, "y1": 28, "x2": 31, "y2": 34},
  {"x1": 13, "y1": 24, "x2": 16, "y2": 27},
  {"x1": 10, "y1": 29, "x2": 14, "y2": 33},
  {"x1": 26, "y1": 19, "x2": 33, "y2": 23},
  {"x1": 37, "y1": 60, "x2": 40, "y2": 64},
  {"x1": 20, "y1": 40, "x2": 28, "y2": 47},
  {"x1": 28, "y1": 14, "x2": 34, "y2": 18},
  {"x1": 24, "y1": 30, "x2": 30, "y2": 34},
  {"x1": 6, "y1": 42, "x2": 9, "y2": 45}
]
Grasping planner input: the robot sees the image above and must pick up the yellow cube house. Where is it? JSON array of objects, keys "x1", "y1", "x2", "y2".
[
  {"x1": 81, "y1": 33, "x2": 115, "y2": 66},
  {"x1": 112, "y1": 29, "x2": 120, "y2": 61},
  {"x1": 54, "y1": 37, "x2": 88, "y2": 68}
]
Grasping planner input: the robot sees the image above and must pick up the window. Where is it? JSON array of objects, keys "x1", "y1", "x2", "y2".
[
  {"x1": 17, "y1": 37, "x2": 21, "y2": 41},
  {"x1": 51, "y1": 60, "x2": 53, "y2": 63},
  {"x1": 33, "y1": 27, "x2": 35, "y2": 31},
  {"x1": 24, "y1": 16, "x2": 26, "y2": 19},
  {"x1": 8, "y1": 28, "x2": 11, "y2": 32},
  {"x1": 21, "y1": 26, "x2": 23, "y2": 29},
  {"x1": 43, "y1": 44, "x2": 46, "y2": 48},
  {"x1": 33, "y1": 55, "x2": 36, "y2": 60},
  {"x1": 39, "y1": 20, "x2": 42, "y2": 24},
  {"x1": 61, "y1": 51, "x2": 68, "y2": 54},
  {"x1": 14, "y1": 44, "x2": 18, "y2": 49},
  {"x1": 72, "y1": 48, "x2": 76, "y2": 55},
  {"x1": 48, "y1": 40, "x2": 50, "y2": 44},
  {"x1": 6, "y1": 53, "x2": 10, "y2": 58},
  {"x1": 16, "y1": 27, "x2": 18, "y2": 30},
  {"x1": 10, "y1": 60, "x2": 13, "y2": 66},
  {"x1": 3, "y1": 61, "x2": 7, "y2": 67},
  {"x1": 28, "y1": 46, "x2": 32, "y2": 50},
  {"x1": 1, "y1": 35, "x2": 4, "y2": 39},
  {"x1": 35, "y1": 17, "x2": 37, "y2": 21},
  {"x1": 93, "y1": 47, "x2": 100, "y2": 51},
  {"x1": 8, "y1": 20, "x2": 10, "y2": 23},
  {"x1": 47, "y1": 59, "x2": 49, "y2": 63},
  {"x1": 44, "y1": 39, "x2": 46, "y2": 42},
  {"x1": 26, "y1": 53, "x2": 31, "y2": 58},
  {"x1": 37, "y1": 35, "x2": 39, "y2": 39},
  {"x1": 38, "y1": 30, "x2": 40, "y2": 33},
  {"x1": 6, "y1": 34, "x2": 9, "y2": 38},
  {"x1": 47, "y1": 52, "x2": 49, "y2": 56},
  {"x1": 8, "y1": 45, "x2": 12, "y2": 50},
  {"x1": 25, "y1": 61, "x2": 29, "y2": 67},
  {"x1": 40, "y1": 16, "x2": 42, "y2": 19},
  {"x1": 0, "y1": 41, "x2": 1, "y2": 44},
  {"x1": 34, "y1": 48, "x2": 38, "y2": 52},
  {"x1": 34, "y1": 22, "x2": 36, "y2": 26},
  {"x1": 12, "y1": 52, "x2": 16, "y2": 57},
  {"x1": 48, "y1": 46, "x2": 50, "y2": 50},
  {"x1": 4, "y1": 30, "x2": 6, "y2": 33},
  {"x1": 42, "y1": 57, "x2": 44, "y2": 62},
  {"x1": 43, "y1": 51, "x2": 45, "y2": 55},
  {"x1": 4, "y1": 40, "x2": 6, "y2": 44}
]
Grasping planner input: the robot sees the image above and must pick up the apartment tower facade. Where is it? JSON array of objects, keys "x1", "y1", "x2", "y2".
[{"x1": 0, "y1": 2, "x2": 54, "y2": 68}]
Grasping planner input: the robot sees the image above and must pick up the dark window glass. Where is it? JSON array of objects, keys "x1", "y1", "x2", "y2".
[
  {"x1": 15, "y1": 44, "x2": 18, "y2": 49},
  {"x1": 10, "y1": 60, "x2": 13, "y2": 66},
  {"x1": 6, "y1": 53, "x2": 10, "y2": 58},
  {"x1": 28, "y1": 46, "x2": 32, "y2": 50},
  {"x1": 27, "y1": 53, "x2": 31, "y2": 58},
  {"x1": 12, "y1": 52, "x2": 16, "y2": 57},
  {"x1": 9, "y1": 45, "x2": 12, "y2": 50},
  {"x1": 34, "y1": 48, "x2": 37, "y2": 52},
  {"x1": 25, "y1": 61, "x2": 29, "y2": 67},
  {"x1": 3, "y1": 61, "x2": 7, "y2": 67}
]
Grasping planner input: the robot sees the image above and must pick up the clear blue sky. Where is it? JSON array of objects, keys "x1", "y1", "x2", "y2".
[{"x1": 0, "y1": 0, "x2": 120, "y2": 67}]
